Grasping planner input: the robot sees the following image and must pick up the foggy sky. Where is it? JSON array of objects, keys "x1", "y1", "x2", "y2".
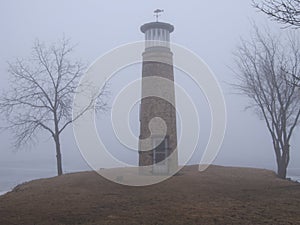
[{"x1": 0, "y1": 0, "x2": 299, "y2": 183}]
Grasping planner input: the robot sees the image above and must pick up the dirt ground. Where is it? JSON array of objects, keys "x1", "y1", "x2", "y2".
[{"x1": 0, "y1": 165, "x2": 300, "y2": 225}]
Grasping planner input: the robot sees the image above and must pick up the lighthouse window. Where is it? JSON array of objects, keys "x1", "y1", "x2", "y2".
[
  {"x1": 143, "y1": 26, "x2": 172, "y2": 48},
  {"x1": 162, "y1": 29, "x2": 166, "y2": 41}
]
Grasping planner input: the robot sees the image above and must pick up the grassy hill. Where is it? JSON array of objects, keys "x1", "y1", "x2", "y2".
[{"x1": 0, "y1": 165, "x2": 300, "y2": 225}]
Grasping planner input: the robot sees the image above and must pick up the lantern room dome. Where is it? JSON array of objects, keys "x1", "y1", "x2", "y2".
[{"x1": 140, "y1": 22, "x2": 174, "y2": 33}]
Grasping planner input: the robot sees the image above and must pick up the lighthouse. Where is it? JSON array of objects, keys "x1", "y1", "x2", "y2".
[{"x1": 139, "y1": 11, "x2": 178, "y2": 175}]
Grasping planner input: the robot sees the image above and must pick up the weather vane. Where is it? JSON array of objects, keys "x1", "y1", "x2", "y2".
[{"x1": 154, "y1": 9, "x2": 164, "y2": 22}]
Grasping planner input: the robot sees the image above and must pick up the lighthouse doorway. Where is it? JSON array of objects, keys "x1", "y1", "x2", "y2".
[{"x1": 152, "y1": 136, "x2": 169, "y2": 174}]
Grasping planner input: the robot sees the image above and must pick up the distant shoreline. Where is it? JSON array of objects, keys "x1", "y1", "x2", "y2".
[
  {"x1": 289, "y1": 176, "x2": 300, "y2": 183},
  {"x1": 0, "y1": 191, "x2": 7, "y2": 196}
]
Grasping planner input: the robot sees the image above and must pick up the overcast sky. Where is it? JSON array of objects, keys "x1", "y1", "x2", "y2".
[{"x1": 0, "y1": 0, "x2": 299, "y2": 187}]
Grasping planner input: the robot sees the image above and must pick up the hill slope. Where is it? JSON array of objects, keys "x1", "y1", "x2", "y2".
[{"x1": 0, "y1": 165, "x2": 300, "y2": 225}]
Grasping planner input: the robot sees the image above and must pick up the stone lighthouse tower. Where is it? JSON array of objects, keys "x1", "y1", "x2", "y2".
[{"x1": 139, "y1": 12, "x2": 178, "y2": 175}]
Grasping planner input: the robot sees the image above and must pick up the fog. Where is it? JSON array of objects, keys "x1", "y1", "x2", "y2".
[{"x1": 0, "y1": 0, "x2": 299, "y2": 191}]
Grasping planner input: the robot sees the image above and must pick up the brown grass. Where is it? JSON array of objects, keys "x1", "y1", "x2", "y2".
[{"x1": 0, "y1": 165, "x2": 300, "y2": 225}]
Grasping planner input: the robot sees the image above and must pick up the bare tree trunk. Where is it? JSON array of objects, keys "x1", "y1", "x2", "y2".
[
  {"x1": 54, "y1": 134, "x2": 63, "y2": 176},
  {"x1": 233, "y1": 27, "x2": 300, "y2": 180},
  {"x1": 275, "y1": 144, "x2": 289, "y2": 179},
  {"x1": 0, "y1": 38, "x2": 108, "y2": 178},
  {"x1": 277, "y1": 159, "x2": 287, "y2": 179}
]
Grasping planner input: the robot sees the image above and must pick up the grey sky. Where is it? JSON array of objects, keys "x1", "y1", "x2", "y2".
[{"x1": 0, "y1": 0, "x2": 299, "y2": 188}]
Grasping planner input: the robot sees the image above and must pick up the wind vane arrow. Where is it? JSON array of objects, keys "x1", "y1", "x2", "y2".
[{"x1": 154, "y1": 9, "x2": 164, "y2": 22}]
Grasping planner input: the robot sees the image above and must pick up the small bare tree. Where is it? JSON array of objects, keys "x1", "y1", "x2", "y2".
[
  {"x1": 0, "y1": 38, "x2": 107, "y2": 176},
  {"x1": 233, "y1": 27, "x2": 300, "y2": 179},
  {"x1": 253, "y1": 0, "x2": 300, "y2": 28}
]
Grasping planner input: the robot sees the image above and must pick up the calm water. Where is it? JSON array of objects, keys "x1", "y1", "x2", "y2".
[
  {"x1": 287, "y1": 168, "x2": 300, "y2": 182},
  {"x1": 0, "y1": 161, "x2": 56, "y2": 194},
  {"x1": 0, "y1": 160, "x2": 90, "y2": 195}
]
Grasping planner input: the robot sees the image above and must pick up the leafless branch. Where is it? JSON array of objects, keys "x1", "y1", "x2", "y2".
[
  {"x1": 233, "y1": 26, "x2": 300, "y2": 178},
  {"x1": 253, "y1": 0, "x2": 300, "y2": 28},
  {"x1": 0, "y1": 38, "x2": 109, "y2": 175}
]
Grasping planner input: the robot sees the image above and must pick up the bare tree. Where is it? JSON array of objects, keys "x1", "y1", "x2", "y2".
[
  {"x1": 233, "y1": 27, "x2": 300, "y2": 179},
  {"x1": 0, "y1": 38, "x2": 107, "y2": 176},
  {"x1": 253, "y1": 0, "x2": 300, "y2": 28}
]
